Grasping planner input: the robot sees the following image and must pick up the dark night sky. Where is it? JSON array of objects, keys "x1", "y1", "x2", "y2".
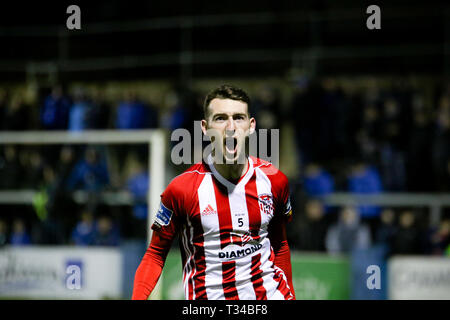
[
  {"x1": 0, "y1": 0, "x2": 447, "y2": 80},
  {"x1": 0, "y1": 0, "x2": 446, "y2": 26}
]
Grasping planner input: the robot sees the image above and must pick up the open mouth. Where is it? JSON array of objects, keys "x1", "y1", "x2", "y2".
[{"x1": 224, "y1": 137, "x2": 238, "y2": 155}]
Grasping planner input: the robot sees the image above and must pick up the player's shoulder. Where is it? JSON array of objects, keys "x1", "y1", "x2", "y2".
[
  {"x1": 165, "y1": 161, "x2": 211, "y2": 194},
  {"x1": 251, "y1": 156, "x2": 288, "y2": 184}
]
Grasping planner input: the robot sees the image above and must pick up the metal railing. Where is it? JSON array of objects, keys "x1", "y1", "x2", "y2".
[
  {"x1": 320, "y1": 193, "x2": 450, "y2": 227},
  {"x1": 0, "y1": 190, "x2": 448, "y2": 227}
]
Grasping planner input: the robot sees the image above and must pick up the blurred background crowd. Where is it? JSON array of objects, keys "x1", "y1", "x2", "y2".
[{"x1": 0, "y1": 75, "x2": 449, "y2": 258}]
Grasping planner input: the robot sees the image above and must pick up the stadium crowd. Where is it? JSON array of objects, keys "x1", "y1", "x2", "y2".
[{"x1": 0, "y1": 76, "x2": 449, "y2": 256}]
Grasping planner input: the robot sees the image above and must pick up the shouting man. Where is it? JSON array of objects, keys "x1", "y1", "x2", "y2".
[{"x1": 132, "y1": 84, "x2": 295, "y2": 300}]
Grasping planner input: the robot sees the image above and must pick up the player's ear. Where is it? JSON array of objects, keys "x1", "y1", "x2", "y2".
[
  {"x1": 201, "y1": 119, "x2": 208, "y2": 136},
  {"x1": 249, "y1": 117, "x2": 256, "y2": 135}
]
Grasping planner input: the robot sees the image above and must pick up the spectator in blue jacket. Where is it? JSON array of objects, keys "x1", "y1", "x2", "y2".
[
  {"x1": 71, "y1": 211, "x2": 96, "y2": 246},
  {"x1": 66, "y1": 147, "x2": 109, "y2": 192},
  {"x1": 10, "y1": 219, "x2": 31, "y2": 246},
  {"x1": 303, "y1": 163, "x2": 335, "y2": 197},
  {"x1": 160, "y1": 90, "x2": 189, "y2": 132},
  {"x1": 126, "y1": 164, "x2": 149, "y2": 221},
  {"x1": 347, "y1": 161, "x2": 383, "y2": 219},
  {"x1": 125, "y1": 161, "x2": 149, "y2": 238},
  {"x1": 68, "y1": 88, "x2": 93, "y2": 131},
  {"x1": 115, "y1": 91, "x2": 158, "y2": 130},
  {"x1": 114, "y1": 90, "x2": 158, "y2": 168},
  {"x1": 40, "y1": 85, "x2": 71, "y2": 130}
]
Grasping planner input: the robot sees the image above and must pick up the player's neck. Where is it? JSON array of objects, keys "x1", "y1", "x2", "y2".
[{"x1": 213, "y1": 158, "x2": 249, "y2": 183}]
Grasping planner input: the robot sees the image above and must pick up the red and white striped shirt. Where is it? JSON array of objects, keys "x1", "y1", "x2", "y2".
[{"x1": 134, "y1": 155, "x2": 295, "y2": 300}]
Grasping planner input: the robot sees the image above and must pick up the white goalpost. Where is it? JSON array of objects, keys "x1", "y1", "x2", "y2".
[{"x1": 0, "y1": 129, "x2": 167, "y2": 246}]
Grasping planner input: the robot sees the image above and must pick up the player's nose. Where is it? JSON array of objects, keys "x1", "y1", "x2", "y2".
[
  {"x1": 226, "y1": 117, "x2": 236, "y2": 131},
  {"x1": 225, "y1": 129, "x2": 235, "y2": 138}
]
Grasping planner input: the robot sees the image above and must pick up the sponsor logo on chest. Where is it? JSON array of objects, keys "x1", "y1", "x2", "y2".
[{"x1": 218, "y1": 231, "x2": 263, "y2": 260}]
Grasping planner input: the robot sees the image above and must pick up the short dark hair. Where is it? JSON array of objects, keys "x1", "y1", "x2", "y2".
[{"x1": 203, "y1": 84, "x2": 251, "y2": 119}]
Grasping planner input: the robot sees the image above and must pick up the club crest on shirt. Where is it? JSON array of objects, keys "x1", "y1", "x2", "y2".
[{"x1": 258, "y1": 193, "x2": 274, "y2": 216}]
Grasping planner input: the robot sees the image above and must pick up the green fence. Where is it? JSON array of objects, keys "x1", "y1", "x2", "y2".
[
  {"x1": 290, "y1": 252, "x2": 350, "y2": 300},
  {"x1": 160, "y1": 250, "x2": 350, "y2": 300},
  {"x1": 160, "y1": 251, "x2": 185, "y2": 300}
]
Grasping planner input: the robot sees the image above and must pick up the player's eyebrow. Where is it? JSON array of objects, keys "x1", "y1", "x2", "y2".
[
  {"x1": 212, "y1": 112, "x2": 248, "y2": 119},
  {"x1": 232, "y1": 113, "x2": 248, "y2": 118}
]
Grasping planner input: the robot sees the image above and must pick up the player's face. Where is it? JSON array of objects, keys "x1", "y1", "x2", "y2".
[{"x1": 202, "y1": 98, "x2": 256, "y2": 164}]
